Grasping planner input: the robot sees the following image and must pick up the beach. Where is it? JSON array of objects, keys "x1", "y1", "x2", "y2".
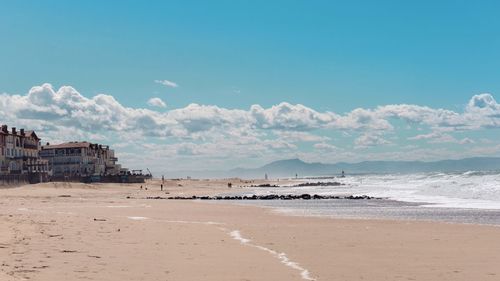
[{"x1": 1, "y1": 180, "x2": 500, "y2": 281}]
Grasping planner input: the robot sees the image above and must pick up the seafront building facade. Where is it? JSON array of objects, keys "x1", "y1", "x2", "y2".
[
  {"x1": 0, "y1": 125, "x2": 50, "y2": 183},
  {"x1": 0, "y1": 128, "x2": 6, "y2": 174},
  {"x1": 0, "y1": 123, "x2": 129, "y2": 184},
  {"x1": 40, "y1": 141, "x2": 126, "y2": 179}
]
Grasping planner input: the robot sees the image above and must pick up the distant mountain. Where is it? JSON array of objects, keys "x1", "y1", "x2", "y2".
[{"x1": 164, "y1": 157, "x2": 500, "y2": 179}]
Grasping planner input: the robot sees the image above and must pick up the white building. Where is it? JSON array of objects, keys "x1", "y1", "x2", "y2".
[{"x1": 40, "y1": 141, "x2": 123, "y2": 179}]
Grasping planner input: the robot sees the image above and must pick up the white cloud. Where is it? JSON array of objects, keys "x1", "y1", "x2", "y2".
[
  {"x1": 7, "y1": 85, "x2": 498, "y2": 141},
  {"x1": 250, "y1": 102, "x2": 336, "y2": 130},
  {"x1": 333, "y1": 108, "x2": 393, "y2": 131},
  {"x1": 408, "y1": 131, "x2": 475, "y2": 144},
  {"x1": 2, "y1": 83, "x2": 500, "y2": 171},
  {"x1": 147, "y1": 97, "x2": 167, "y2": 108},
  {"x1": 275, "y1": 131, "x2": 330, "y2": 143},
  {"x1": 355, "y1": 133, "x2": 391, "y2": 148},
  {"x1": 377, "y1": 93, "x2": 500, "y2": 130},
  {"x1": 155, "y1": 79, "x2": 179, "y2": 88},
  {"x1": 313, "y1": 142, "x2": 337, "y2": 151},
  {"x1": 458, "y1": 137, "x2": 475, "y2": 145},
  {"x1": 4, "y1": 84, "x2": 500, "y2": 139}
]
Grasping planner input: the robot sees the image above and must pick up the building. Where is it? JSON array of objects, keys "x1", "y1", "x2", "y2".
[
  {"x1": 0, "y1": 124, "x2": 135, "y2": 183},
  {"x1": 0, "y1": 124, "x2": 50, "y2": 182},
  {"x1": 4, "y1": 126, "x2": 24, "y2": 174},
  {"x1": 0, "y1": 127, "x2": 6, "y2": 175},
  {"x1": 40, "y1": 141, "x2": 125, "y2": 179}
]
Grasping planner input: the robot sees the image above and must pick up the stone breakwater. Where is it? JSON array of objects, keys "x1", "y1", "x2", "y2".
[
  {"x1": 136, "y1": 194, "x2": 381, "y2": 200},
  {"x1": 292, "y1": 181, "x2": 343, "y2": 187},
  {"x1": 248, "y1": 181, "x2": 344, "y2": 188}
]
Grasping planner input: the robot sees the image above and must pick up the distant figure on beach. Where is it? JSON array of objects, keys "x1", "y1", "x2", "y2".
[
  {"x1": 295, "y1": 173, "x2": 298, "y2": 179},
  {"x1": 140, "y1": 185, "x2": 143, "y2": 190},
  {"x1": 161, "y1": 184, "x2": 163, "y2": 191},
  {"x1": 228, "y1": 182, "x2": 232, "y2": 188},
  {"x1": 341, "y1": 170, "x2": 345, "y2": 178}
]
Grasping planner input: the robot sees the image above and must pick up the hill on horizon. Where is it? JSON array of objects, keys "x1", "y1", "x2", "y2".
[{"x1": 163, "y1": 157, "x2": 500, "y2": 179}]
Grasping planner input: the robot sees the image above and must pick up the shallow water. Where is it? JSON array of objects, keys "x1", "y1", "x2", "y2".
[
  {"x1": 235, "y1": 170, "x2": 500, "y2": 209},
  {"x1": 222, "y1": 171, "x2": 500, "y2": 225},
  {"x1": 232, "y1": 199, "x2": 500, "y2": 226}
]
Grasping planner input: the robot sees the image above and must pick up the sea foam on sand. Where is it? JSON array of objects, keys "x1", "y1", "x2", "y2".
[
  {"x1": 229, "y1": 230, "x2": 315, "y2": 281},
  {"x1": 127, "y1": 216, "x2": 149, "y2": 220}
]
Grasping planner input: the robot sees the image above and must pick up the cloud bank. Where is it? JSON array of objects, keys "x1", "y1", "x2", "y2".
[{"x1": 1, "y1": 83, "x2": 499, "y2": 171}]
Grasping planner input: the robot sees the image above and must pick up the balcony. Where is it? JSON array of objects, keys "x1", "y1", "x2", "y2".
[
  {"x1": 24, "y1": 144, "x2": 38, "y2": 150},
  {"x1": 52, "y1": 161, "x2": 81, "y2": 165},
  {"x1": 23, "y1": 156, "x2": 38, "y2": 160}
]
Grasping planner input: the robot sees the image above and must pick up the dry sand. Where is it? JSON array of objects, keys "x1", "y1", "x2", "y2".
[{"x1": 0, "y1": 180, "x2": 499, "y2": 281}]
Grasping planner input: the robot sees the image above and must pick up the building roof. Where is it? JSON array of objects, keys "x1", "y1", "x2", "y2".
[
  {"x1": 0, "y1": 126, "x2": 40, "y2": 139},
  {"x1": 42, "y1": 142, "x2": 92, "y2": 149},
  {"x1": 24, "y1": 130, "x2": 40, "y2": 140}
]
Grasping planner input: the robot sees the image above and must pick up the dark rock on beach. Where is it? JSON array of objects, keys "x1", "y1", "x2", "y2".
[
  {"x1": 250, "y1": 184, "x2": 280, "y2": 187},
  {"x1": 143, "y1": 194, "x2": 380, "y2": 200},
  {"x1": 248, "y1": 182, "x2": 344, "y2": 188},
  {"x1": 292, "y1": 181, "x2": 344, "y2": 187}
]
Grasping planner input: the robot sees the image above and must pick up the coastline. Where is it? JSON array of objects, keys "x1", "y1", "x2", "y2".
[
  {"x1": 1, "y1": 181, "x2": 499, "y2": 280},
  {"x1": 225, "y1": 198, "x2": 500, "y2": 226}
]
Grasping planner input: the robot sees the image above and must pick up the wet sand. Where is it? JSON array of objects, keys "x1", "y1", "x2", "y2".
[{"x1": 0, "y1": 180, "x2": 499, "y2": 280}]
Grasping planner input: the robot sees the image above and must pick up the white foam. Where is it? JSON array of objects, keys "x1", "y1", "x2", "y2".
[
  {"x1": 246, "y1": 171, "x2": 500, "y2": 210},
  {"x1": 161, "y1": 220, "x2": 224, "y2": 225},
  {"x1": 123, "y1": 217, "x2": 314, "y2": 279},
  {"x1": 229, "y1": 230, "x2": 315, "y2": 281},
  {"x1": 127, "y1": 216, "x2": 149, "y2": 220},
  {"x1": 229, "y1": 230, "x2": 251, "y2": 244}
]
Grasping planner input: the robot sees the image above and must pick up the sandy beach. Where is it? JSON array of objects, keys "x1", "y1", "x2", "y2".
[{"x1": 1, "y1": 180, "x2": 499, "y2": 281}]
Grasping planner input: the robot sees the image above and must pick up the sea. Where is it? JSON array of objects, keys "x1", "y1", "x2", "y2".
[{"x1": 227, "y1": 170, "x2": 500, "y2": 225}]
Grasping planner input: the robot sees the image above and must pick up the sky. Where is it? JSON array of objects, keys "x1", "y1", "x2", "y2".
[{"x1": 1, "y1": 1, "x2": 500, "y2": 174}]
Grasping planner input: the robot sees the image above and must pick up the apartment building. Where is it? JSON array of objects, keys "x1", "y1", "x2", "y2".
[
  {"x1": 0, "y1": 124, "x2": 50, "y2": 181},
  {"x1": 0, "y1": 128, "x2": 6, "y2": 175},
  {"x1": 40, "y1": 141, "x2": 124, "y2": 179},
  {"x1": 0, "y1": 124, "x2": 131, "y2": 183}
]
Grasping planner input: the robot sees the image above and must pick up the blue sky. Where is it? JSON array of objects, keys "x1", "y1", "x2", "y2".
[{"x1": 1, "y1": 1, "x2": 500, "y2": 173}]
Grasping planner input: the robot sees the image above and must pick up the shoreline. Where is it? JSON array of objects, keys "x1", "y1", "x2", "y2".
[
  {"x1": 224, "y1": 200, "x2": 500, "y2": 228},
  {"x1": 1, "y1": 181, "x2": 500, "y2": 280},
  {"x1": 221, "y1": 197, "x2": 500, "y2": 226}
]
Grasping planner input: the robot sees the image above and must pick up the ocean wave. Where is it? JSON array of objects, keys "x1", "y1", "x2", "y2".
[{"x1": 250, "y1": 171, "x2": 500, "y2": 209}]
